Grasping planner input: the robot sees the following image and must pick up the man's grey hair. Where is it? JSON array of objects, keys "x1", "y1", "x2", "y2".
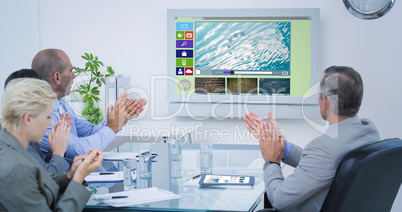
[
  {"x1": 31, "y1": 49, "x2": 67, "y2": 81},
  {"x1": 319, "y1": 66, "x2": 363, "y2": 117}
]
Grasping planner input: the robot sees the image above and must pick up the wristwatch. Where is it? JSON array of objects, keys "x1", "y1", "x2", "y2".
[{"x1": 263, "y1": 161, "x2": 281, "y2": 170}]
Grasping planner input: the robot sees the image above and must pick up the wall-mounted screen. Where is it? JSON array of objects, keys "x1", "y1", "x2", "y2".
[{"x1": 167, "y1": 9, "x2": 320, "y2": 119}]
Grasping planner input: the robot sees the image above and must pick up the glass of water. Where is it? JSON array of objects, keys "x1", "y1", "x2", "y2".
[
  {"x1": 200, "y1": 143, "x2": 213, "y2": 175},
  {"x1": 170, "y1": 131, "x2": 184, "y2": 161},
  {"x1": 138, "y1": 147, "x2": 152, "y2": 189},
  {"x1": 122, "y1": 158, "x2": 136, "y2": 190}
]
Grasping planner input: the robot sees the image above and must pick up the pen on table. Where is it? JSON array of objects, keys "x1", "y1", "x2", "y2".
[
  {"x1": 97, "y1": 196, "x2": 128, "y2": 200},
  {"x1": 99, "y1": 172, "x2": 114, "y2": 175},
  {"x1": 111, "y1": 196, "x2": 128, "y2": 199},
  {"x1": 191, "y1": 174, "x2": 203, "y2": 180}
]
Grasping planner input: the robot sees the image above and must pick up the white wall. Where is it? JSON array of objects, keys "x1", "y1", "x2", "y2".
[
  {"x1": 0, "y1": 0, "x2": 401, "y2": 144},
  {"x1": 0, "y1": 0, "x2": 40, "y2": 115}
]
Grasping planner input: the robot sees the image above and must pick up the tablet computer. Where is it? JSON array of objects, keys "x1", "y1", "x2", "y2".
[{"x1": 198, "y1": 174, "x2": 255, "y2": 186}]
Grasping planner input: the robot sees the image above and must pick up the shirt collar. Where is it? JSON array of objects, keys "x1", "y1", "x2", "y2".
[
  {"x1": 325, "y1": 122, "x2": 338, "y2": 133},
  {"x1": 53, "y1": 99, "x2": 61, "y2": 112},
  {"x1": 325, "y1": 116, "x2": 360, "y2": 133}
]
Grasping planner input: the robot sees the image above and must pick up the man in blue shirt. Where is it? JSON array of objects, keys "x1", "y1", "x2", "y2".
[{"x1": 31, "y1": 49, "x2": 146, "y2": 163}]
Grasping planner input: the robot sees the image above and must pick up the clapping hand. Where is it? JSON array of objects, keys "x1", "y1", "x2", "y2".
[
  {"x1": 258, "y1": 121, "x2": 286, "y2": 163},
  {"x1": 244, "y1": 112, "x2": 267, "y2": 140},
  {"x1": 68, "y1": 149, "x2": 104, "y2": 183},
  {"x1": 106, "y1": 92, "x2": 129, "y2": 133},
  {"x1": 48, "y1": 112, "x2": 72, "y2": 157},
  {"x1": 106, "y1": 92, "x2": 148, "y2": 133},
  {"x1": 244, "y1": 112, "x2": 286, "y2": 163},
  {"x1": 125, "y1": 97, "x2": 147, "y2": 119}
]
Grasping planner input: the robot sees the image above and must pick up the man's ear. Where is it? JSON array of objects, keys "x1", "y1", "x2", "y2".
[
  {"x1": 323, "y1": 95, "x2": 332, "y2": 112},
  {"x1": 22, "y1": 113, "x2": 32, "y2": 127},
  {"x1": 52, "y1": 72, "x2": 61, "y2": 85}
]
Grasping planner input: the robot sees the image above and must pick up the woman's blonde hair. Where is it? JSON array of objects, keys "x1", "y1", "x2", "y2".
[{"x1": 1, "y1": 78, "x2": 56, "y2": 133}]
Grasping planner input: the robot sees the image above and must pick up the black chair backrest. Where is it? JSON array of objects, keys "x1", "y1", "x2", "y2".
[{"x1": 321, "y1": 138, "x2": 402, "y2": 212}]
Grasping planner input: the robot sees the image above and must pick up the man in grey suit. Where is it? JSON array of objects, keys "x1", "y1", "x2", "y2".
[{"x1": 245, "y1": 66, "x2": 380, "y2": 212}]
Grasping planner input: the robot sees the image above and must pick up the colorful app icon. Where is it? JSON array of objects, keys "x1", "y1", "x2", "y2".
[
  {"x1": 176, "y1": 31, "x2": 185, "y2": 39},
  {"x1": 176, "y1": 67, "x2": 184, "y2": 75},
  {"x1": 176, "y1": 50, "x2": 193, "y2": 58},
  {"x1": 176, "y1": 22, "x2": 194, "y2": 31},
  {"x1": 185, "y1": 67, "x2": 194, "y2": 75},
  {"x1": 176, "y1": 59, "x2": 193, "y2": 67},
  {"x1": 185, "y1": 31, "x2": 193, "y2": 39},
  {"x1": 176, "y1": 40, "x2": 193, "y2": 48}
]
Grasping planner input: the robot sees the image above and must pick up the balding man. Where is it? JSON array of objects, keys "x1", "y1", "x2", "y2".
[{"x1": 32, "y1": 49, "x2": 147, "y2": 163}]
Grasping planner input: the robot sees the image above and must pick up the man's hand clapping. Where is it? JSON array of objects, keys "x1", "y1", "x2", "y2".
[{"x1": 106, "y1": 92, "x2": 148, "y2": 133}]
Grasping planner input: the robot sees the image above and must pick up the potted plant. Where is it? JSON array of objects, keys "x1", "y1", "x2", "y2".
[{"x1": 72, "y1": 53, "x2": 115, "y2": 124}]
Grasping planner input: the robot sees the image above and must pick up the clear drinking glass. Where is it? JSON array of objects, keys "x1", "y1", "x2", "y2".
[
  {"x1": 200, "y1": 143, "x2": 213, "y2": 175},
  {"x1": 138, "y1": 147, "x2": 152, "y2": 189},
  {"x1": 122, "y1": 158, "x2": 136, "y2": 190},
  {"x1": 170, "y1": 131, "x2": 184, "y2": 161}
]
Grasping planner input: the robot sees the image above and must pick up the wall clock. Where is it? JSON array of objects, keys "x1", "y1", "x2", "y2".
[{"x1": 343, "y1": 0, "x2": 395, "y2": 19}]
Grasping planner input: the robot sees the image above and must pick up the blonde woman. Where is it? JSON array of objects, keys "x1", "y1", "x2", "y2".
[{"x1": 0, "y1": 78, "x2": 104, "y2": 211}]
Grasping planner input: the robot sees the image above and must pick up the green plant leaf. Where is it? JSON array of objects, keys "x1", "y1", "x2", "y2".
[
  {"x1": 85, "y1": 62, "x2": 91, "y2": 69},
  {"x1": 93, "y1": 96, "x2": 100, "y2": 102},
  {"x1": 73, "y1": 52, "x2": 116, "y2": 114},
  {"x1": 83, "y1": 95, "x2": 89, "y2": 103},
  {"x1": 88, "y1": 98, "x2": 94, "y2": 108},
  {"x1": 82, "y1": 54, "x2": 90, "y2": 60},
  {"x1": 106, "y1": 66, "x2": 115, "y2": 75},
  {"x1": 91, "y1": 87, "x2": 99, "y2": 93},
  {"x1": 82, "y1": 105, "x2": 104, "y2": 124}
]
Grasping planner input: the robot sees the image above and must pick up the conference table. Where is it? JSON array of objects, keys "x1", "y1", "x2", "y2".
[{"x1": 84, "y1": 142, "x2": 266, "y2": 211}]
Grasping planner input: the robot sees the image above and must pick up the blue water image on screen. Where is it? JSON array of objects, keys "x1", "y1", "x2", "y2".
[{"x1": 195, "y1": 21, "x2": 290, "y2": 71}]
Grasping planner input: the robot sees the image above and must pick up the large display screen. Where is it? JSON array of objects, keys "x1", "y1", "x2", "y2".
[
  {"x1": 167, "y1": 9, "x2": 320, "y2": 119},
  {"x1": 174, "y1": 16, "x2": 311, "y2": 97}
]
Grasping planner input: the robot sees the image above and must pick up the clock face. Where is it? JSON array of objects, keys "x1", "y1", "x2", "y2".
[
  {"x1": 344, "y1": 0, "x2": 395, "y2": 19},
  {"x1": 350, "y1": 0, "x2": 389, "y2": 14}
]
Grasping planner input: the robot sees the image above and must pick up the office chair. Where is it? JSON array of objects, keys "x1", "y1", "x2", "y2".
[{"x1": 258, "y1": 138, "x2": 402, "y2": 212}]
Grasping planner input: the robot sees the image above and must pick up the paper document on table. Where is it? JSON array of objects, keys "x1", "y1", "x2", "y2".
[
  {"x1": 184, "y1": 176, "x2": 262, "y2": 189},
  {"x1": 93, "y1": 187, "x2": 181, "y2": 207},
  {"x1": 103, "y1": 152, "x2": 158, "y2": 161},
  {"x1": 85, "y1": 171, "x2": 126, "y2": 183}
]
